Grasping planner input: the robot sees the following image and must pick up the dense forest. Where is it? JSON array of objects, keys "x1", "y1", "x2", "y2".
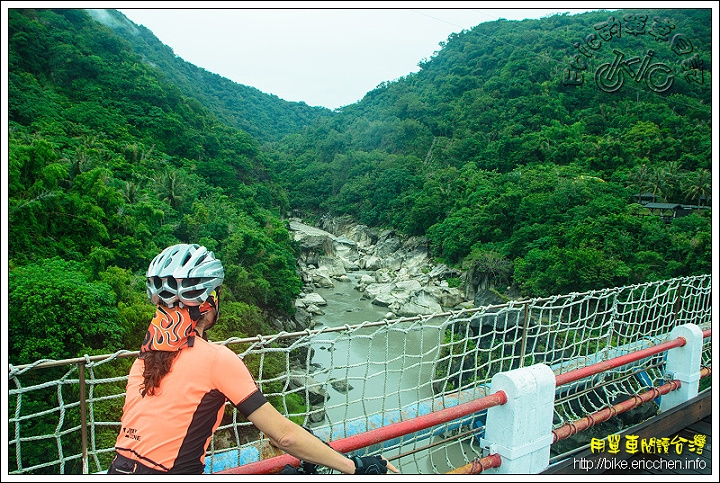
[
  {"x1": 6, "y1": 8, "x2": 712, "y2": 368},
  {"x1": 267, "y1": 8, "x2": 712, "y2": 293}
]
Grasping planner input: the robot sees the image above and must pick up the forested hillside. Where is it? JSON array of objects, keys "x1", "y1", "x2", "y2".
[
  {"x1": 7, "y1": 8, "x2": 305, "y2": 364},
  {"x1": 6, "y1": 8, "x2": 712, "y2": 366},
  {"x1": 267, "y1": 8, "x2": 712, "y2": 295}
]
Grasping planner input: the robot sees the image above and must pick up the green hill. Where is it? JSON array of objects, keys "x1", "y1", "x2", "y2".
[
  {"x1": 6, "y1": 8, "x2": 712, "y2": 365},
  {"x1": 8, "y1": 8, "x2": 304, "y2": 363},
  {"x1": 268, "y1": 8, "x2": 711, "y2": 293}
]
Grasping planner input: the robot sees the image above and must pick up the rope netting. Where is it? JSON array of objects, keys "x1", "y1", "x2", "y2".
[{"x1": 6, "y1": 274, "x2": 712, "y2": 475}]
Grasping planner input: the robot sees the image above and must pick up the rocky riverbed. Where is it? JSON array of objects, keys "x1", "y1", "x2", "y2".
[{"x1": 278, "y1": 215, "x2": 478, "y2": 333}]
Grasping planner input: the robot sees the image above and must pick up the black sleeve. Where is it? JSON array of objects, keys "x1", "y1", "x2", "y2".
[{"x1": 236, "y1": 389, "x2": 268, "y2": 418}]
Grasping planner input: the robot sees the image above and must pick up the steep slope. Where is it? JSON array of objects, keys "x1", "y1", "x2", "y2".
[
  {"x1": 86, "y1": 8, "x2": 335, "y2": 142},
  {"x1": 8, "y1": 8, "x2": 304, "y2": 357}
]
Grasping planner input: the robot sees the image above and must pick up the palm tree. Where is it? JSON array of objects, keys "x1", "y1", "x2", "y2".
[
  {"x1": 157, "y1": 169, "x2": 186, "y2": 210},
  {"x1": 121, "y1": 180, "x2": 141, "y2": 205},
  {"x1": 682, "y1": 169, "x2": 711, "y2": 206},
  {"x1": 629, "y1": 163, "x2": 652, "y2": 202},
  {"x1": 648, "y1": 163, "x2": 681, "y2": 203},
  {"x1": 660, "y1": 161, "x2": 682, "y2": 202}
]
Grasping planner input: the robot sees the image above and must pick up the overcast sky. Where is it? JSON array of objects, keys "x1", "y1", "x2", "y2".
[{"x1": 117, "y1": 3, "x2": 610, "y2": 110}]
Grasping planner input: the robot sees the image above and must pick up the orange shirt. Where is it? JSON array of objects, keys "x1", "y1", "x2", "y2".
[{"x1": 114, "y1": 337, "x2": 267, "y2": 473}]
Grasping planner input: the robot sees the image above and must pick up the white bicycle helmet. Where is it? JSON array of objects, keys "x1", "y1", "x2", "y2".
[{"x1": 146, "y1": 244, "x2": 224, "y2": 307}]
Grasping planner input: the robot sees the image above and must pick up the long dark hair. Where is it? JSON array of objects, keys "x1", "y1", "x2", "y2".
[{"x1": 139, "y1": 351, "x2": 180, "y2": 397}]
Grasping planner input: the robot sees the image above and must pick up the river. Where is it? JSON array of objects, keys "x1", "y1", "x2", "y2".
[{"x1": 305, "y1": 271, "x2": 475, "y2": 474}]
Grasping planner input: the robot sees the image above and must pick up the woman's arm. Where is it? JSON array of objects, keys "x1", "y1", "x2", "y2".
[{"x1": 247, "y1": 402, "x2": 398, "y2": 474}]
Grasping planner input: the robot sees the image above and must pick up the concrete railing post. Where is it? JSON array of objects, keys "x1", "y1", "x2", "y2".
[
  {"x1": 659, "y1": 323, "x2": 703, "y2": 412},
  {"x1": 481, "y1": 363, "x2": 556, "y2": 474}
]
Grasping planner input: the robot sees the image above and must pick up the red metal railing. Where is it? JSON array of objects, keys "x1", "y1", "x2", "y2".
[
  {"x1": 446, "y1": 453, "x2": 503, "y2": 474},
  {"x1": 448, "y1": 357, "x2": 712, "y2": 474},
  {"x1": 553, "y1": 380, "x2": 680, "y2": 442},
  {"x1": 553, "y1": 365, "x2": 710, "y2": 443},
  {"x1": 555, "y1": 336, "x2": 686, "y2": 387}
]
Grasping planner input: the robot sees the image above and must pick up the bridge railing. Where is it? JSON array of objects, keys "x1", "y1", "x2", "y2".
[
  {"x1": 6, "y1": 274, "x2": 712, "y2": 474},
  {"x1": 217, "y1": 324, "x2": 711, "y2": 475},
  {"x1": 218, "y1": 324, "x2": 711, "y2": 474}
]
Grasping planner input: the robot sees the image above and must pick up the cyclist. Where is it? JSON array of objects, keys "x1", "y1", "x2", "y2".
[{"x1": 108, "y1": 243, "x2": 398, "y2": 475}]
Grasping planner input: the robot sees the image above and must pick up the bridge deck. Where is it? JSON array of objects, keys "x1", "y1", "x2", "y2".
[{"x1": 542, "y1": 390, "x2": 712, "y2": 475}]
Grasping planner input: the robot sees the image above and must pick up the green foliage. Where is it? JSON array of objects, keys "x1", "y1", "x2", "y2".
[
  {"x1": 219, "y1": 218, "x2": 302, "y2": 313},
  {"x1": 267, "y1": 8, "x2": 710, "y2": 297},
  {"x1": 98, "y1": 266, "x2": 155, "y2": 348},
  {"x1": 8, "y1": 8, "x2": 305, "y2": 369},
  {"x1": 463, "y1": 249, "x2": 513, "y2": 287},
  {"x1": 7, "y1": 7, "x2": 712, "y2": 369},
  {"x1": 446, "y1": 277, "x2": 462, "y2": 289},
  {"x1": 210, "y1": 300, "x2": 273, "y2": 340},
  {"x1": 8, "y1": 258, "x2": 125, "y2": 364},
  {"x1": 514, "y1": 246, "x2": 631, "y2": 297}
]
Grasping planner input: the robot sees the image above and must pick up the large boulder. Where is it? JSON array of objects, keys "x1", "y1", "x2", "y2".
[
  {"x1": 319, "y1": 214, "x2": 377, "y2": 248},
  {"x1": 346, "y1": 225, "x2": 377, "y2": 248},
  {"x1": 362, "y1": 255, "x2": 382, "y2": 270},
  {"x1": 372, "y1": 230, "x2": 402, "y2": 257},
  {"x1": 297, "y1": 292, "x2": 328, "y2": 306},
  {"x1": 363, "y1": 282, "x2": 396, "y2": 300},
  {"x1": 395, "y1": 279, "x2": 422, "y2": 293},
  {"x1": 398, "y1": 298, "x2": 443, "y2": 317},
  {"x1": 290, "y1": 220, "x2": 337, "y2": 267},
  {"x1": 287, "y1": 370, "x2": 329, "y2": 406},
  {"x1": 424, "y1": 285, "x2": 466, "y2": 308},
  {"x1": 317, "y1": 256, "x2": 347, "y2": 278}
]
